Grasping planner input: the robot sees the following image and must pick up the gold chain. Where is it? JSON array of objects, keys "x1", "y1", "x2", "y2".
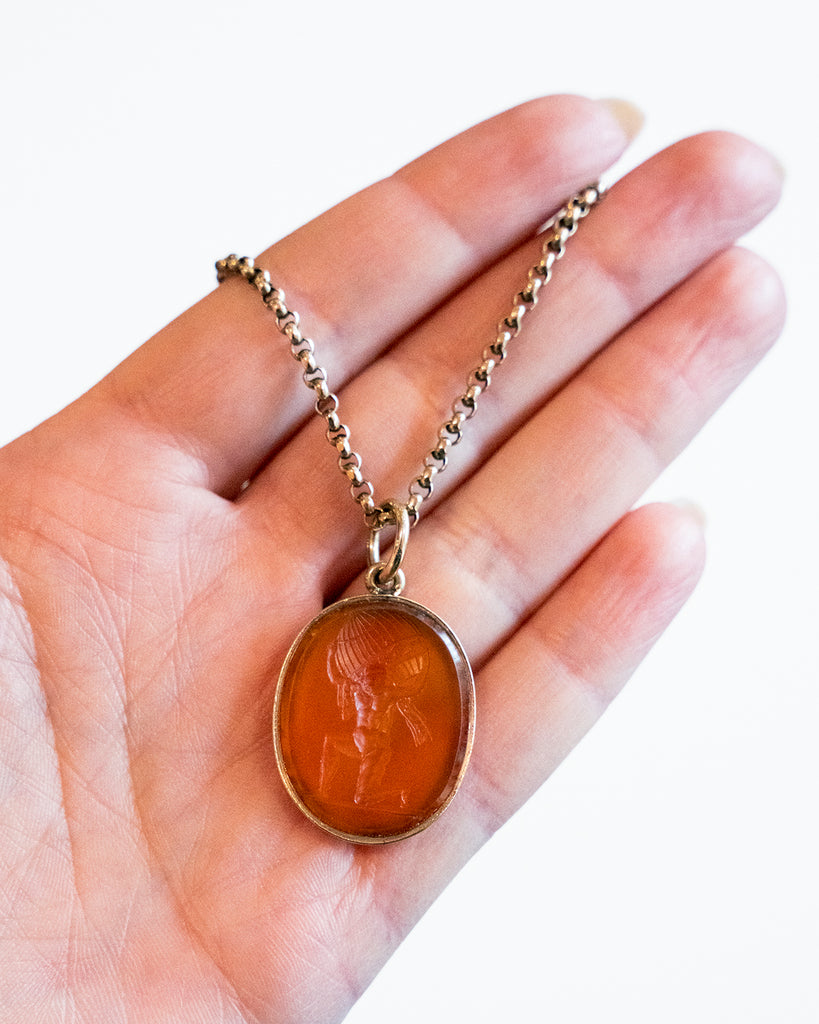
[{"x1": 216, "y1": 183, "x2": 602, "y2": 536}]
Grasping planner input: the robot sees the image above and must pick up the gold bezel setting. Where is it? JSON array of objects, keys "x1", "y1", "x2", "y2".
[{"x1": 273, "y1": 594, "x2": 475, "y2": 845}]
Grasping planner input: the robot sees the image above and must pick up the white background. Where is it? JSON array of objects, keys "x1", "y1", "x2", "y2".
[{"x1": 1, "y1": 2, "x2": 816, "y2": 1021}]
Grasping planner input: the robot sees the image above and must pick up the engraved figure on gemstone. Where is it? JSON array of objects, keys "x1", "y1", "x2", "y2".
[{"x1": 318, "y1": 610, "x2": 431, "y2": 810}]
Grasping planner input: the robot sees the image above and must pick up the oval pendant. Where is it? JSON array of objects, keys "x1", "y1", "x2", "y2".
[{"x1": 273, "y1": 595, "x2": 474, "y2": 844}]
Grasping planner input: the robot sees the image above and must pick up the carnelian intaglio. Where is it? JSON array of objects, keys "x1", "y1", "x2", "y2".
[{"x1": 274, "y1": 595, "x2": 474, "y2": 843}]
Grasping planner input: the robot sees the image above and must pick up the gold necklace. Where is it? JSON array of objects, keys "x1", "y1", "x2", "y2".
[{"x1": 216, "y1": 183, "x2": 602, "y2": 844}]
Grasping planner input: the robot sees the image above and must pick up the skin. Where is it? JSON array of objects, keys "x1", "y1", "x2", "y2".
[{"x1": 0, "y1": 95, "x2": 785, "y2": 1022}]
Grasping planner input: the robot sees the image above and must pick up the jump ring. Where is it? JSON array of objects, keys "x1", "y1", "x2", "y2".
[
  {"x1": 366, "y1": 500, "x2": 410, "y2": 594},
  {"x1": 365, "y1": 564, "x2": 405, "y2": 597}
]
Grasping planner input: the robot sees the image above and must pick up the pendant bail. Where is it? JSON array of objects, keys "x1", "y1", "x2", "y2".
[{"x1": 366, "y1": 500, "x2": 410, "y2": 596}]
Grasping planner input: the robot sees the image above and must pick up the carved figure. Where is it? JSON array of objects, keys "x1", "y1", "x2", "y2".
[{"x1": 318, "y1": 609, "x2": 431, "y2": 808}]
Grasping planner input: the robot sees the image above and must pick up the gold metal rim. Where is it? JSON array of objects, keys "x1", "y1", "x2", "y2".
[{"x1": 272, "y1": 593, "x2": 475, "y2": 845}]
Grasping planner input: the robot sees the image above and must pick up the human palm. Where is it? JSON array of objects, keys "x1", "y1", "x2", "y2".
[{"x1": 0, "y1": 96, "x2": 784, "y2": 1022}]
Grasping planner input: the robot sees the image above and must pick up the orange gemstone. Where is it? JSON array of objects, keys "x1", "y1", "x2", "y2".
[{"x1": 274, "y1": 595, "x2": 474, "y2": 843}]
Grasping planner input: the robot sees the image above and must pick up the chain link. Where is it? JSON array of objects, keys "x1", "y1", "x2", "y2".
[{"x1": 216, "y1": 182, "x2": 602, "y2": 529}]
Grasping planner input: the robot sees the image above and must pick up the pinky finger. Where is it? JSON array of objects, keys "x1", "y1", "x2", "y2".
[{"x1": 459, "y1": 501, "x2": 706, "y2": 841}]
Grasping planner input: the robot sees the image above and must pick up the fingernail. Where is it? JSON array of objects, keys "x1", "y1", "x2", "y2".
[
  {"x1": 769, "y1": 151, "x2": 787, "y2": 182},
  {"x1": 598, "y1": 98, "x2": 645, "y2": 142},
  {"x1": 670, "y1": 498, "x2": 707, "y2": 531}
]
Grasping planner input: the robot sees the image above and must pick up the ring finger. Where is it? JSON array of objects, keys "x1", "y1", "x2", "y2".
[{"x1": 242, "y1": 131, "x2": 783, "y2": 598}]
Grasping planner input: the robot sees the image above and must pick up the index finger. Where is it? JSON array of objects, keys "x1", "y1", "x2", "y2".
[{"x1": 92, "y1": 96, "x2": 638, "y2": 494}]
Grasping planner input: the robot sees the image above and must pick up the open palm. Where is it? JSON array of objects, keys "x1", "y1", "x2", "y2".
[{"x1": 0, "y1": 96, "x2": 784, "y2": 1022}]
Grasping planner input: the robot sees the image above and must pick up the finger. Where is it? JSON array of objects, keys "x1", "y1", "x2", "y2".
[
  {"x1": 464, "y1": 503, "x2": 707, "y2": 833},
  {"x1": 404, "y1": 245, "x2": 784, "y2": 660},
  {"x1": 92, "y1": 96, "x2": 635, "y2": 494},
  {"x1": 243, "y1": 133, "x2": 783, "y2": 586},
  {"x1": 376, "y1": 502, "x2": 707, "y2": 929}
]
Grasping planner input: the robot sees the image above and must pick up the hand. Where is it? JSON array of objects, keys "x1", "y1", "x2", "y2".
[{"x1": 0, "y1": 95, "x2": 784, "y2": 1022}]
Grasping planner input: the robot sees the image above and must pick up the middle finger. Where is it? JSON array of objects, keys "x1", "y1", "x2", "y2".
[{"x1": 242, "y1": 131, "x2": 782, "y2": 595}]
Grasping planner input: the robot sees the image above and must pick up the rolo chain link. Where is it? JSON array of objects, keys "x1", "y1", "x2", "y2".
[{"x1": 216, "y1": 183, "x2": 602, "y2": 588}]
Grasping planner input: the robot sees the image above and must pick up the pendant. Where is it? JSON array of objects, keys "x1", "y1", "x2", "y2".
[
  {"x1": 273, "y1": 504, "x2": 474, "y2": 844},
  {"x1": 274, "y1": 595, "x2": 474, "y2": 843}
]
